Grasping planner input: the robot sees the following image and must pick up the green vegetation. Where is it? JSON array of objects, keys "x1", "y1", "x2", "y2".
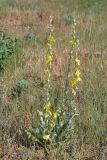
[
  {"x1": 0, "y1": 30, "x2": 21, "y2": 72},
  {"x1": 11, "y1": 80, "x2": 30, "y2": 97}
]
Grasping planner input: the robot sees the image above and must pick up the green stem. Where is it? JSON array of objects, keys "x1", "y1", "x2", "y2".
[{"x1": 62, "y1": 52, "x2": 72, "y2": 108}]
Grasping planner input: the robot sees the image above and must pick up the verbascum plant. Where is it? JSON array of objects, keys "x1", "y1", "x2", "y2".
[
  {"x1": 62, "y1": 18, "x2": 80, "y2": 114},
  {"x1": 46, "y1": 16, "x2": 56, "y2": 102},
  {"x1": 25, "y1": 17, "x2": 59, "y2": 148},
  {"x1": 26, "y1": 17, "x2": 81, "y2": 152},
  {"x1": 70, "y1": 19, "x2": 81, "y2": 96},
  {"x1": 41, "y1": 16, "x2": 56, "y2": 142}
]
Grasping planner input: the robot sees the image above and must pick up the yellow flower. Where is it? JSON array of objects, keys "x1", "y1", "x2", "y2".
[
  {"x1": 71, "y1": 77, "x2": 81, "y2": 87},
  {"x1": 71, "y1": 77, "x2": 78, "y2": 86},
  {"x1": 69, "y1": 37, "x2": 78, "y2": 48},
  {"x1": 50, "y1": 123, "x2": 55, "y2": 129},
  {"x1": 75, "y1": 69, "x2": 81, "y2": 77},
  {"x1": 43, "y1": 134, "x2": 50, "y2": 141},
  {"x1": 44, "y1": 102, "x2": 51, "y2": 111},
  {"x1": 46, "y1": 55, "x2": 53, "y2": 64},
  {"x1": 75, "y1": 58, "x2": 80, "y2": 66},
  {"x1": 53, "y1": 112, "x2": 58, "y2": 119}
]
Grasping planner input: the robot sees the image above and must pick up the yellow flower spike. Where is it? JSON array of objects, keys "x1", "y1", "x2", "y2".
[
  {"x1": 48, "y1": 35, "x2": 56, "y2": 46},
  {"x1": 46, "y1": 55, "x2": 53, "y2": 64},
  {"x1": 75, "y1": 58, "x2": 80, "y2": 66},
  {"x1": 69, "y1": 37, "x2": 78, "y2": 48},
  {"x1": 47, "y1": 43, "x2": 52, "y2": 50},
  {"x1": 71, "y1": 77, "x2": 79, "y2": 87},
  {"x1": 43, "y1": 134, "x2": 50, "y2": 141},
  {"x1": 44, "y1": 102, "x2": 51, "y2": 111},
  {"x1": 75, "y1": 69, "x2": 81, "y2": 77},
  {"x1": 53, "y1": 112, "x2": 58, "y2": 119}
]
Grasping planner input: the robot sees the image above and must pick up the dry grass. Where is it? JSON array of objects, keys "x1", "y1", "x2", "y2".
[{"x1": 0, "y1": 0, "x2": 107, "y2": 159}]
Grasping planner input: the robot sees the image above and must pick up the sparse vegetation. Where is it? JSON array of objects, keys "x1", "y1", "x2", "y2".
[{"x1": 0, "y1": 0, "x2": 107, "y2": 160}]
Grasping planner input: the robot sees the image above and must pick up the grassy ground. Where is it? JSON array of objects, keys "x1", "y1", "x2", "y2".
[{"x1": 0, "y1": 0, "x2": 107, "y2": 159}]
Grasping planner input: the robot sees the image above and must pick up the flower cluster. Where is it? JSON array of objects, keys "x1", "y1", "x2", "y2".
[
  {"x1": 46, "y1": 51, "x2": 55, "y2": 65},
  {"x1": 37, "y1": 101, "x2": 61, "y2": 141},
  {"x1": 71, "y1": 58, "x2": 81, "y2": 88},
  {"x1": 69, "y1": 21, "x2": 81, "y2": 95},
  {"x1": 46, "y1": 35, "x2": 56, "y2": 66},
  {"x1": 69, "y1": 36, "x2": 79, "y2": 49},
  {"x1": 46, "y1": 16, "x2": 56, "y2": 67},
  {"x1": 47, "y1": 35, "x2": 56, "y2": 50},
  {"x1": 45, "y1": 16, "x2": 56, "y2": 102}
]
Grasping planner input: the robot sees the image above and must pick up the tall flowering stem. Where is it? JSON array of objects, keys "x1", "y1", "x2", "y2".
[
  {"x1": 68, "y1": 19, "x2": 81, "y2": 117},
  {"x1": 46, "y1": 16, "x2": 56, "y2": 102},
  {"x1": 62, "y1": 18, "x2": 81, "y2": 113},
  {"x1": 70, "y1": 19, "x2": 81, "y2": 96},
  {"x1": 40, "y1": 16, "x2": 56, "y2": 142}
]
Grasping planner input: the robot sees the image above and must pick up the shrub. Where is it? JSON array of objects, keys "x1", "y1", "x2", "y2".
[
  {"x1": 11, "y1": 80, "x2": 30, "y2": 97},
  {"x1": 23, "y1": 33, "x2": 39, "y2": 43},
  {"x1": 0, "y1": 30, "x2": 21, "y2": 72},
  {"x1": 61, "y1": 15, "x2": 75, "y2": 25}
]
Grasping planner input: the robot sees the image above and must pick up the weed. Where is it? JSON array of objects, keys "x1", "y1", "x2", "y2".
[
  {"x1": 11, "y1": 80, "x2": 30, "y2": 97},
  {"x1": 61, "y1": 15, "x2": 75, "y2": 25},
  {"x1": 23, "y1": 33, "x2": 41, "y2": 44},
  {"x1": 0, "y1": 30, "x2": 21, "y2": 72},
  {"x1": 0, "y1": 1, "x2": 107, "y2": 159},
  {"x1": 24, "y1": 17, "x2": 81, "y2": 156}
]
